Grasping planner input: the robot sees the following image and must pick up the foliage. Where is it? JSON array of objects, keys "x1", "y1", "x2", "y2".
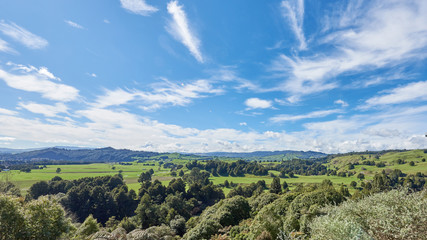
[
  {"x1": 310, "y1": 189, "x2": 427, "y2": 240},
  {"x1": 184, "y1": 196, "x2": 251, "y2": 240},
  {"x1": 0, "y1": 194, "x2": 73, "y2": 240},
  {"x1": 0, "y1": 181, "x2": 21, "y2": 196}
]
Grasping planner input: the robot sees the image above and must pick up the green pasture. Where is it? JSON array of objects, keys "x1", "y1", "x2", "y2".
[{"x1": 2, "y1": 149, "x2": 425, "y2": 195}]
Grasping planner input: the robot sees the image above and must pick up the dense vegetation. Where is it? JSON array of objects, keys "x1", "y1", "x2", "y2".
[{"x1": 1, "y1": 149, "x2": 427, "y2": 239}]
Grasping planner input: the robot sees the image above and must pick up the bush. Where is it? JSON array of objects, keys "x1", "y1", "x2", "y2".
[
  {"x1": 0, "y1": 194, "x2": 73, "y2": 240},
  {"x1": 310, "y1": 189, "x2": 427, "y2": 240},
  {"x1": 184, "y1": 196, "x2": 251, "y2": 240}
]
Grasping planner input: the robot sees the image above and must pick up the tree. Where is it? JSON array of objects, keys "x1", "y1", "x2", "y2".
[
  {"x1": 282, "y1": 181, "x2": 289, "y2": 192},
  {"x1": 409, "y1": 161, "x2": 415, "y2": 166},
  {"x1": 0, "y1": 194, "x2": 27, "y2": 240},
  {"x1": 178, "y1": 169, "x2": 184, "y2": 177},
  {"x1": 224, "y1": 180, "x2": 230, "y2": 188},
  {"x1": 357, "y1": 173, "x2": 365, "y2": 181},
  {"x1": 269, "y1": 177, "x2": 282, "y2": 194},
  {"x1": 24, "y1": 196, "x2": 73, "y2": 240},
  {"x1": 74, "y1": 214, "x2": 100, "y2": 238},
  {"x1": 138, "y1": 171, "x2": 152, "y2": 183},
  {"x1": 350, "y1": 181, "x2": 357, "y2": 188},
  {"x1": 56, "y1": 168, "x2": 61, "y2": 174},
  {"x1": 27, "y1": 181, "x2": 49, "y2": 200}
]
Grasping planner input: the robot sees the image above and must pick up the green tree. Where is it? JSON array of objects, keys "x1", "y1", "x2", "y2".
[
  {"x1": 178, "y1": 169, "x2": 184, "y2": 177},
  {"x1": 282, "y1": 181, "x2": 289, "y2": 192},
  {"x1": 357, "y1": 173, "x2": 365, "y2": 181},
  {"x1": 27, "y1": 181, "x2": 49, "y2": 199},
  {"x1": 350, "y1": 181, "x2": 357, "y2": 188},
  {"x1": 74, "y1": 214, "x2": 100, "y2": 238},
  {"x1": 24, "y1": 196, "x2": 73, "y2": 240},
  {"x1": 409, "y1": 161, "x2": 415, "y2": 166},
  {"x1": 224, "y1": 180, "x2": 230, "y2": 188},
  {"x1": 0, "y1": 194, "x2": 27, "y2": 240},
  {"x1": 269, "y1": 177, "x2": 282, "y2": 194}
]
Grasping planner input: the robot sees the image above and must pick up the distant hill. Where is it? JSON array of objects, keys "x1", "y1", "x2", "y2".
[
  {"x1": 0, "y1": 147, "x2": 158, "y2": 163},
  {"x1": 0, "y1": 146, "x2": 90, "y2": 154},
  {"x1": 195, "y1": 150, "x2": 326, "y2": 161}
]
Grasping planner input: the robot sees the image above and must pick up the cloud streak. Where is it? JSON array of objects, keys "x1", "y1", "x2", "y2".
[
  {"x1": 65, "y1": 20, "x2": 85, "y2": 29},
  {"x1": 18, "y1": 102, "x2": 68, "y2": 117},
  {"x1": 272, "y1": 0, "x2": 427, "y2": 102},
  {"x1": 270, "y1": 109, "x2": 342, "y2": 123},
  {"x1": 0, "y1": 20, "x2": 48, "y2": 49},
  {"x1": 281, "y1": 0, "x2": 306, "y2": 50},
  {"x1": 120, "y1": 0, "x2": 158, "y2": 16},
  {"x1": 93, "y1": 79, "x2": 223, "y2": 110},
  {"x1": 0, "y1": 63, "x2": 79, "y2": 102},
  {"x1": 166, "y1": 0, "x2": 203, "y2": 62},
  {"x1": 363, "y1": 81, "x2": 427, "y2": 108}
]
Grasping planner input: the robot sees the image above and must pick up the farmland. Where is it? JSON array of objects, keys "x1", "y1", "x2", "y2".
[{"x1": 2, "y1": 149, "x2": 426, "y2": 195}]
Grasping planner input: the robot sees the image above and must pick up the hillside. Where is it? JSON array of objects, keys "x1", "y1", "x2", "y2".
[
  {"x1": 0, "y1": 147, "x2": 158, "y2": 163},
  {"x1": 196, "y1": 150, "x2": 326, "y2": 161},
  {"x1": 327, "y1": 149, "x2": 427, "y2": 175}
]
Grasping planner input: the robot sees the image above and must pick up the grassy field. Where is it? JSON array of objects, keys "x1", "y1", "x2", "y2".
[{"x1": 1, "y1": 149, "x2": 426, "y2": 195}]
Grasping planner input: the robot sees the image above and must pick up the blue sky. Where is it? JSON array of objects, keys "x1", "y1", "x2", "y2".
[{"x1": 0, "y1": 0, "x2": 426, "y2": 153}]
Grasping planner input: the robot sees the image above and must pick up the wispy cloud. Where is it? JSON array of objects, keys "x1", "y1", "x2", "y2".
[
  {"x1": 166, "y1": 0, "x2": 203, "y2": 63},
  {"x1": 245, "y1": 98, "x2": 273, "y2": 110},
  {"x1": 18, "y1": 102, "x2": 68, "y2": 117},
  {"x1": 120, "y1": 0, "x2": 158, "y2": 16},
  {"x1": 334, "y1": 99, "x2": 348, "y2": 107},
  {"x1": 93, "y1": 78, "x2": 223, "y2": 110},
  {"x1": 363, "y1": 81, "x2": 427, "y2": 108},
  {"x1": 270, "y1": 109, "x2": 342, "y2": 123},
  {"x1": 0, "y1": 20, "x2": 48, "y2": 49},
  {"x1": 0, "y1": 63, "x2": 79, "y2": 102},
  {"x1": 64, "y1": 20, "x2": 85, "y2": 29},
  {"x1": 272, "y1": 0, "x2": 427, "y2": 102},
  {"x1": 281, "y1": 0, "x2": 306, "y2": 50},
  {"x1": 0, "y1": 136, "x2": 15, "y2": 142},
  {"x1": 0, "y1": 38, "x2": 16, "y2": 53},
  {"x1": 0, "y1": 107, "x2": 18, "y2": 116}
]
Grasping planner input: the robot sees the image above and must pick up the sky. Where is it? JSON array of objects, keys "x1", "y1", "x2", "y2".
[{"x1": 0, "y1": 0, "x2": 426, "y2": 153}]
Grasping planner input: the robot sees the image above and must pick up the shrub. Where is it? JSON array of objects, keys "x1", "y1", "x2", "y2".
[{"x1": 310, "y1": 189, "x2": 427, "y2": 240}]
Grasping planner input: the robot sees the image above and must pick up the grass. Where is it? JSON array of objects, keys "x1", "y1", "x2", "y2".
[{"x1": 1, "y1": 149, "x2": 425, "y2": 195}]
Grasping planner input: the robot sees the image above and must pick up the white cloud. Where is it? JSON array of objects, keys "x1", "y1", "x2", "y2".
[
  {"x1": 0, "y1": 63, "x2": 79, "y2": 102},
  {"x1": 166, "y1": 0, "x2": 203, "y2": 63},
  {"x1": 245, "y1": 98, "x2": 273, "y2": 110},
  {"x1": 0, "y1": 38, "x2": 15, "y2": 53},
  {"x1": 281, "y1": 0, "x2": 306, "y2": 50},
  {"x1": 334, "y1": 99, "x2": 348, "y2": 107},
  {"x1": 120, "y1": 0, "x2": 158, "y2": 16},
  {"x1": 103, "y1": 19, "x2": 110, "y2": 24},
  {"x1": 363, "y1": 81, "x2": 427, "y2": 108},
  {"x1": 239, "y1": 122, "x2": 247, "y2": 126},
  {"x1": 0, "y1": 136, "x2": 15, "y2": 142},
  {"x1": 94, "y1": 88, "x2": 137, "y2": 108},
  {"x1": 270, "y1": 109, "x2": 342, "y2": 123},
  {"x1": 87, "y1": 73, "x2": 97, "y2": 78},
  {"x1": 0, "y1": 105, "x2": 426, "y2": 153},
  {"x1": 64, "y1": 20, "x2": 85, "y2": 29},
  {"x1": 272, "y1": 0, "x2": 427, "y2": 101},
  {"x1": 18, "y1": 102, "x2": 68, "y2": 117},
  {"x1": 93, "y1": 79, "x2": 223, "y2": 110},
  {"x1": 0, "y1": 108, "x2": 18, "y2": 116},
  {"x1": 0, "y1": 20, "x2": 48, "y2": 49}
]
